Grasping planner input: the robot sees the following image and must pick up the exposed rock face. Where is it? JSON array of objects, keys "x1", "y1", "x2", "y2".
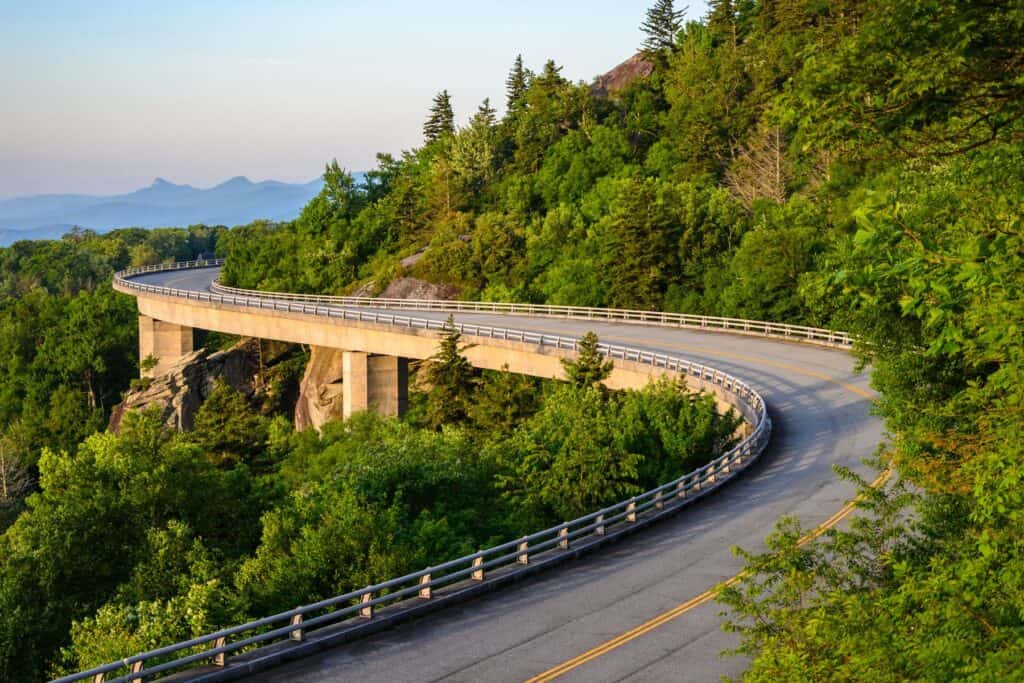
[
  {"x1": 294, "y1": 346, "x2": 347, "y2": 432},
  {"x1": 592, "y1": 53, "x2": 654, "y2": 97},
  {"x1": 378, "y1": 277, "x2": 460, "y2": 300},
  {"x1": 108, "y1": 343, "x2": 257, "y2": 433}
]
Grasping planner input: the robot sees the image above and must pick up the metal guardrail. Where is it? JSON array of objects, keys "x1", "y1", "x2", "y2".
[
  {"x1": 208, "y1": 277, "x2": 851, "y2": 348},
  {"x1": 69, "y1": 260, "x2": 775, "y2": 683}
]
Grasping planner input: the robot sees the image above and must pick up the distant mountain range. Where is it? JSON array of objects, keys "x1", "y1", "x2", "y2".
[{"x1": 0, "y1": 174, "x2": 364, "y2": 246}]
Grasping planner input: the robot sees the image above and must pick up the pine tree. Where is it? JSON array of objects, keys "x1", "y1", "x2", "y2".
[
  {"x1": 706, "y1": 0, "x2": 737, "y2": 46},
  {"x1": 423, "y1": 90, "x2": 455, "y2": 143},
  {"x1": 469, "y1": 366, "x2": 541, "y2": 436},
  {"x1": 505, "y1": 54, "x2": 531, "y2": 114},
  {"x1": 474, "y1": 98, "x2": 497, "y2": 129},
  {"x1": 604, "y1": 177, "x2": 670, "y2": 309},
  {"x1": 640, "y1": 0, "x2": 687, "y2": 53},
  {"x1": 535, "y1": 59, "x2": 564, "y2": 89},
  {"x1": 562, "y1": 332, "x2": 613, "y2": 388},
  {"x1": 424, "y1": 315, "x2": 479, "y2": 428}
]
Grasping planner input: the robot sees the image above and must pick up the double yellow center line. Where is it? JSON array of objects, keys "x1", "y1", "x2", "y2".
[{"x1": 525, "y1": 468, "x2": 891, "y2": 682}]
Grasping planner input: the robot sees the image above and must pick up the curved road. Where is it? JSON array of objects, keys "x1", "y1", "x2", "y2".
[{"x1": 132, "y1": 267, "x2": 881, "y2": 683}]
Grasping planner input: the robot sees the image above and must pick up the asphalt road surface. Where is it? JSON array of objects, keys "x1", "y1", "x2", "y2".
[{"x1": 132, "y1": 267, "x2": 882, "y2": 682}]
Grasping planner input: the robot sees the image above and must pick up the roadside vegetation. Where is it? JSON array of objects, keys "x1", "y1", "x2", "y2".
[{"x1": 0, "y1": 0, "x2": 1021, "y2": 679}]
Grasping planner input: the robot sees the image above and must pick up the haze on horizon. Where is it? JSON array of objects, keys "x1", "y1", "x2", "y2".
[{"x1": 1, "y1": 0, "x2": 708, "y2": 199}]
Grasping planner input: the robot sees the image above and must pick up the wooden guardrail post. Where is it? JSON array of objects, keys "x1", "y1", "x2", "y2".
[
  {"x1": 595, "y1": 514, "x2": 605, "y2": 536},
  {"x1": 626, "y1": 500, "x2": 637, "y2": 523},
  {"x1": 290, "y1": 614, "x2": 304, "y2": 642},
  {"x1": 558, "y1": 525, "x2": 570, "y2": 550},
  {"x1": 419, "y1": 573, "x2": 432, "y2": 599},
  {"x1": 213, "y1": 636, "x2": 227, "y2": 666},
  {"x1": 472, "y1": 555, "x2": 485, "y2": 581},
  {"x1": 360, "y1": 592, "x2": 374, "y2": 618},
  {"x1": 517, "y1": 540, "x2": 529, "y2": 565}
]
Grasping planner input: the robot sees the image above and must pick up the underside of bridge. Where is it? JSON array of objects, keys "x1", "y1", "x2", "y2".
[
  {"x1": 130, "y1": 294, "x2": 750, "y2": 427},
  {"x1": 138, "y1": 315, "x2": 410, "y2": 419}
]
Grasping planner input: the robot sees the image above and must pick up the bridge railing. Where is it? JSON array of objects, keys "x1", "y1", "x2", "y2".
[
  {"x1": 77, "y1": 261, "x2": 773, "y2": 682},
  {"x1": 207, "y1": 279, "x2": 851, "y2": 348}
]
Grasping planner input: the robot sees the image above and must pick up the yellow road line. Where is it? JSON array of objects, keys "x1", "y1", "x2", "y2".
[{"x1": 524, "y1": 468, "x2": 892, "y2": 682}]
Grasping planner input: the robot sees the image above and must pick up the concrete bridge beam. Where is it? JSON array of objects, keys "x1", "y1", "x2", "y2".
[{"x1": 138, "y1": 314, "x2": 194, "y2": 377}]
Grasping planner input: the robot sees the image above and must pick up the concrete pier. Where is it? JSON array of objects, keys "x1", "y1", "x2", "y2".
[
  {"x1": 342, "y1": 351, "x2": 409, "y2": 418},
  {"x1": 138, "y1": 314, "x2": 194, "y2": 377}
]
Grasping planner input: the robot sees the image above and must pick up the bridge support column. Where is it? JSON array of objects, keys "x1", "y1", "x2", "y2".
[
  {"x1": 138, "y1": 314, "x2": 194, "y2": 377},
  {"x1": 342, "y1": 352, "x2": 408, "y2": 418}
]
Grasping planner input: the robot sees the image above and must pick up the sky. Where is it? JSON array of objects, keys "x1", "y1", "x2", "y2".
[{"x1": 0, "y1": 1, "x2": 707, "y2": 198}]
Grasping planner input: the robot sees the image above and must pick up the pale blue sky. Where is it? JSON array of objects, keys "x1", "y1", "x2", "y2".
[{"x1": 0, "y1": 1, "x2": 706, "y2": 197}]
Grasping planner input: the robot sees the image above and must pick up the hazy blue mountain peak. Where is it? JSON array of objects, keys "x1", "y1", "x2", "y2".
[{"x1": 0, "y1": 173, "x2": 340, "y2": 245}]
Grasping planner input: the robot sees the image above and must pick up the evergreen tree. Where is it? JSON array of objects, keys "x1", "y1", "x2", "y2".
[
  {"x1": 474, "y1": 98, "x2": 498, "y2": 129},
  {"x1": 562, "y1": 332, "x2": 613, "y2": 388},
  {"x1": 505, "y1": 54, "x2": 531, "y2": 114},
  {"x1": 604, "y1": 178, "x2": 670, "y2": 309},
  {"x1": 423, "y1": 90, "x2": 455, "y2": 143},
  {"x1": 535, "y1": 59, "x2": 565, "y2": 89},
  {"x1": 424, "y1": 315, "x2": 479, "y2": 429},
  {"x1": 706, "y1": 0, "x2": 737, "y2": 46},
  {"x1": 469, "y1": 366, "x2": 541, "y2": 436},
  {"x1": 640, "y1": 0, "x2": 686, "y2": 53}
]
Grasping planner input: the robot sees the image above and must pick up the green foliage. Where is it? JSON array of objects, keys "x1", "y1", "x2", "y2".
[
  {"x1": 494, "y1": 384, "x2": 643, "y2": 524},
  {"x1": 562, "y1": 332, "x2": 614, "y2": 388},
  {"x1": 640, "y1": 0, "x2": 687, "y2": 54},
  {"x1": 0, "y1": 410, "x2": 267, "y2": 681},
  {"x1": 493, "y1": 379, "x2": 734, "y2": 527},
  {"x1": 468, "y1": 367, "x2": 543, "y2": 438},
  {"x1": 422, "y1": 316, "x2": 480, "y2": 429},
  {"x1": 187, "y1": 380, "x2": 271, "y2": 469}
]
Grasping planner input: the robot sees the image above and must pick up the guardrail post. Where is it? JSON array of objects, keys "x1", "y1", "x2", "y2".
[
  {"x1": 360, "y1": 592, "x2": 374, "y2": 618},
  {"x1": 676, "y1": 481, "x2": 687, "y2": 498},
  {"x1": 472, "y1": 555, "x2": 485, "y2": 581},
  {"x1": 654, "y1": 490, "x2": 664, "y2": 510},
  {"x1": 92, "y1": 674, "x2": 105, "y2": 683},
  {"x1": 290, "y1": 614, "x2": 304, "y2": 642},
  {"x1": 213, "y1": 636, "x2": 227, "y2": 666},
  {"x1": 595, "y1": 514, "x2": 605, "y2": 536},
  {"x1": 517, "y1": 540, "x2": 529, "y2": 565},
  {"x1": 626, "y1": 500, "x2": 637, "y2": 523},
  {"x1": 558, "y1": 525, "x2": 570, "y2": 550},
  {"x1": 128, "y1": 660, "x2": 144, "y2": 683},
  {"x1": 419, "y1": 573, "x2": 432, "y2": 599}
]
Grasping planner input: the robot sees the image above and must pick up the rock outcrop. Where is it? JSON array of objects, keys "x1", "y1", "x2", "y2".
[
  {"x1": 108, "y1": 342, "x2": 257, "y2": 433},
  {"x1": 294, "y1": 346, "x2": 347, "y2": 432},
  {"x1": 378, "y1": 277, "x2": 460, "y2": 300},
  {"x1": 592, "y1": 53, "x2": 654, "y2": 98}
]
